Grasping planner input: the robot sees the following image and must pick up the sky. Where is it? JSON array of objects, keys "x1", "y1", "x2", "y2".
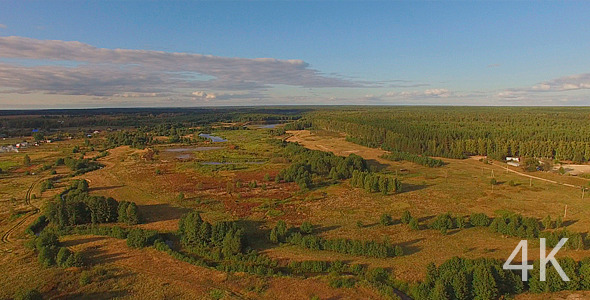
[{"x1": 1, "y1": 1, "x2": 590, "y2": 108}]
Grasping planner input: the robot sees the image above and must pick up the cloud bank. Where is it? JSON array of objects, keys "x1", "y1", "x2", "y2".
[{"x1": 0, "y1": 36, "x2": 360, "y2": 99}]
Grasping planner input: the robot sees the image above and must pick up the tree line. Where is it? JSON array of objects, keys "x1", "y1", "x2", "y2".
[
  {"x1": 381, "y1": 151, "x2": 445, "y2": 167},
  {"x1": 308, "y1": 107, "x2": 590, "y2": 161},
  {"x1": 269, "y1": 220, "x2": 404, "y2": 258}
]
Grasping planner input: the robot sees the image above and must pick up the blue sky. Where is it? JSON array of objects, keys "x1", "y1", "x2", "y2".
[{"x1": 1, "y1": 1, "x2": 590, "y2": 108}]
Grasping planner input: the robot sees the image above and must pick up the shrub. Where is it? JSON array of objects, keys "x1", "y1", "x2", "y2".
[
  {"x1": 37, "y1": 247, "x2": 55, "y2": 267},
  {"x1": 401, "y1": 210, "x2": 412, "y2": 224},
  {"x1": 380, "y1": 214, "x2": 393, "y2": 226},
  {"x1": 300, "y1": 221, "x2": 313, "y2": 234},
  {"x1": 127, "y1": 228, "x2": 159, "y2": 248},
  {"x1": 14, "y1": 288, "x2": 43, "y2": 300},
  {"x1": 56, "y1": 247, "x2": 73, "y2": 267},
  {"x1": 36, "y1": 231, "x2": 59, "y2": 250},
  {"x1": 409, "y1": 217, "x2": 419, "y2": 230},
  {"x1": 79, "y1": 271, "x2": 91, "y2": 286},
  {"x1": 469, "y1": 213, "x2": 490, "y2": 227}
]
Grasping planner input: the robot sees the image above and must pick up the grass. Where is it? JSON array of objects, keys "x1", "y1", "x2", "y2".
[{"x1": 4, "y1": 127, "x2": 590, "y2": 298}]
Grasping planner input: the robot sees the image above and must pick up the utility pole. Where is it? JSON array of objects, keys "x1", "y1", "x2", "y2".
[
  {"x1": 583, "y1": 188, "x2": 585, "y2": 199},
  {"x1": 564, "y1": 204, "x2": 568, "y2": 219}
]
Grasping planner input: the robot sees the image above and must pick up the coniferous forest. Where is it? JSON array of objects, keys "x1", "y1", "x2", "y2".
[{"x1": 307, "y1": 107, "x2": 590, "y2": 161}]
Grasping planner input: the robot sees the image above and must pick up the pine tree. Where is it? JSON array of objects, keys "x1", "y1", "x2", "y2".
[
  {"x1": 430, "y1": 282, "x2": 450, "y2": 300},
  {"x1": 472, "y1": 267, "x2": 498, "y2": 300},
  {"x1": 451, "y1": 271, "x2": 470, "y2": 300}
]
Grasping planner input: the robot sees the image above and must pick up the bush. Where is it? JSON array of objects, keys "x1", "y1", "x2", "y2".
[
  {"x1": 127, "y1": 228, "x2": 159, "y2": 248},
  {"x1": 37, "y1": 247, "x2": 55, "y2": 267},
  {"x1": 409, "y1": 217, "x2": 419, "y2": 230},
  {"x1": 66, "y1": 252, "x2": 85, "y2": 267},
  {"x1": 300, "y1": 221, "x2": 313, "y2": 234},
  {"x1": 380, "y1": 214, "x2": 393, "y2": 226},
  {"x1": 79, "y1": 271, "x2": 91, "y2": 286},
  {"x1": 56, "y1": 247, "x2": 73, "y2": 267},
  {"x1": 469, "y1": 213, "x2": 490, "y2": 227},
  {"x1": 36, "y1": 231, "x2": 59, "y2": 250},
  {"x1": 14, "y1": 288, "x2": 43, "y2": 300},
  {"x1": 401, "y1": 210, "x2": 412, "y2": 224}
]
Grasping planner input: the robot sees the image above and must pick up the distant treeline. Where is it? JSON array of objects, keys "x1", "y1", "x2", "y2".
[
  {"x1": 308, "y1": 107, "x2": 590, "y2": 161},
  {"x1": 381, "y1": 151, "x2": 445, "y2": 168},
  {"x1": 0, "y1": 107, "x2": 306, "y2": 137}
]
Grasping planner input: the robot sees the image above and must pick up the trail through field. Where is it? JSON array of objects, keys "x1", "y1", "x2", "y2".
[
  {"x1": 492, "y1": 162, "x2": 579, "y2": 189},
  {"x1": 1, "y1": 177, "x2": 44, "y2": 244},
  {"x1": 462, "y1": 157, "x2": 583, "y2": 190}
]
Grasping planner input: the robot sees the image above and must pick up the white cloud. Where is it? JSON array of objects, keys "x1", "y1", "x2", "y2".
[
  {"x1": 527, "y1": 73, "x2": 590, "y2": 92},
  {"x1": 191, "y1": 91, "x2": 217, "y2": 99},
  {"x1": 0, "y1": 36, "x2": 362, "y2": 98},
  {"x1": 424, "y1": 88, "x2": 451, "y2": 97},
  {"x1": 383, "y1": 88, "x2": 453, "y2": 100}
]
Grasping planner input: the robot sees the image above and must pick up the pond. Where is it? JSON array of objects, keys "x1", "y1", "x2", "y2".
[
  {"x1": 255, "y1": 124, "x2": 281, "y2": 129},
  {"x1": 199, "y1": 161, "x2": 265, "y2": 165},
  {"x1": 198, "y1": 133, "x2": 227, "y2": 142},
  {"x1": 165, "y1": 147, "x2": 223, "y2": 152}
]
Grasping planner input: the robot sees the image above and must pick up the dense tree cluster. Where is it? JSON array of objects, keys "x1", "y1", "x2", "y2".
[
  {"x1": 428, "y1": 213, "x2": 467, "y2": 234},
  {"x1": 309, "y1": 107, "x2": 590, "y2": 161},
  {"x1": 45, "y1": 180, "x2": 140, "y2": 227},
  {"x1": 105, "y1": 130, "x2": 153, "y2": 149},
  {"x1": 63, "y1": 157, "x2": 103, "y2": 175},
  {"x1": 350, "y1": 170, "x2": 402, "y2": 194},
  {"x1": 540, "y1": 229, "x2": 585, "y2": 250},
  {"x1": 412, "y1": 256, "x2": 590, "y2": 299},
  {"x1": 117, "y1": 201, "x2": 141, "y2": 225},
  {"x1": 32, "y1": 231, "x2": 83, "y2": 268},
  {"x1": 381, "y1": 151, "x2": 445, "y2": 167},
  {"x1": 275, "y1": 141, "x2": 368, "y2": 189},
  {"x1": 411, "y1": 257, "x2": 523, "y2": 300},
  {"x1": 178, "y1": 212, "x2": 245, "y2": 257},
  {"x1": 269, "y1": 220, "x2": 289, "y2": 243},
  {"x1": 489, "y1": 214, "x2": 541, "y2": 239}
]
